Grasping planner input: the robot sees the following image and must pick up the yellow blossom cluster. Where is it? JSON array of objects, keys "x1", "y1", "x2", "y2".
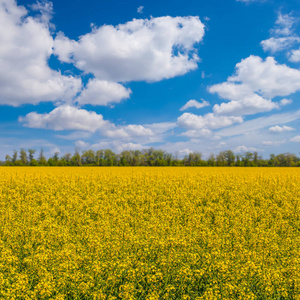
[{"x1": 0, "y1": 167, "x2": 299, "y2": 299}]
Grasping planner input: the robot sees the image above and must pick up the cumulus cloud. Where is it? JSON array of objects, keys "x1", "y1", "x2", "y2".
[
  {"x1": 30, "y1": 0, "x2": 54, "y2": 25},
  {"x1": 180, "y1": 99, "x2": 210, "y2": 111},
  {"x1": 269, "y1": 125, "x2": 295, "y2": 133},
  {"x1": 290, "y1": 136, "x2": 300, "y2": 142},
  {"x1": 178, "y1": 148, "x2": 193, "y2": 156},
  {"x1": 180, "y1": 129, "x2": 212, "y2": 138},
  {"x1": 0, "y1": 1, "x2": 206, "y2": 108},
  {"x1": 213, "y1": 94, "x2": 278, "y2": 116},
  {"x1": 104, "y1": 125, "x2": 154, "y2": 139},
  {"x1": 137, "y1": 6, "x2": 144, "y2": 14},
  {"x1": 261, "y1": 13, "x2": 300, "y2": 54},
  {"x1": 90, "y1": 141, "x2": 145, "y2": 153},
  {"x1": 75, "y1": 140, "x2": 90, "y2": 148},
  {"x1": 53, "y1": 32, "x2": 77, "y2": 63},
  {"x1": 19, "y1": 105, "x2": 110, "y2": 132},
  {"x1": 273, "y1": 13, "x2": 297, "y2": 36},
  {"x1": 209, "y1": 56, "x2": 300, "y2": 117},
  {"x1": 0, "y1": 0, "x2": 81, "y2": 106},
  {"x1": 116, "y1": 142, "x2": 145, "y2": 152},
  {"x1": 49, "y1": 146, "x2": 61, "y2": 155},
  {"x1": 217, "y1": 110, "x2": 300, "y2": 137},
  {"x1": 19, "y1": 105, "x2": 167, "y2": 143},
  {"x1": 261, "y1": 37, "x2": 300, "y2": 53},
  {"x1": 102, "y1": 122, "x2": 175, "y2": 144},
  {"x1": 54, "y1": 16, "x2": 205, "y2": 82},
  {"x1": 263, "y1": 140, "x2": 286, "y2": 146},
  {"x1": 227, "y1": 56, "x2": 300, "y2": 99},
  {"x1": 144, "y1": 122, "x2": 177, "y2": 134},
  {"x1": 177, "y1": 113, "x2": 243, "y2": 130},
  {"x1": 289, "y1": 48, "x2": 300, "y2": 62},
  {"x1": 209, "y1": 82, "x2": 252, "y2": 101},
  {"x1": 235, "y1": 145, "x2": 260, "y2": 152},
  {"x1": 76, "y1": 79, "x2": 131, "y2": 106},
  {"x1": 279, "y1": 98, "x2": 293, "y2": 106}
]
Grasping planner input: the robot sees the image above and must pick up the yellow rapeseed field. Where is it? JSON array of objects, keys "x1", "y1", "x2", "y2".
[{"x1": 0, "y1": 167, "x2": 299, "y2": 300}]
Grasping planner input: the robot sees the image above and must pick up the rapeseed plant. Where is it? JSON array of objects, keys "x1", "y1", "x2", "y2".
[{"x1": 0, "y1": 167, "x2": 299, "y2": 299}]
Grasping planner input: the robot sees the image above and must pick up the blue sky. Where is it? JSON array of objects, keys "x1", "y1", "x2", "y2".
[{"x1": 1, "y1": 0, "x2": 300, "y2": 159}]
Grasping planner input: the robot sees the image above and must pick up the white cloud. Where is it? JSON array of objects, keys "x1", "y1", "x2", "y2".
[
  {"x1": 261, "y1": 37, "x2": 300, "y2": 53},
  {"x1": 209, "y1": 56, "x2": 300, "y2": 118},
  {"x1": 137, "y1": 6, "x2": 144, "y2": 14},
  {"x1": 0, "y1": 1, "x2": 206, "y2": 113},
  {"x1": 75, "y1": 140, "x2": 90, "y2": 148},
  {"x1": 30, "y1": 0, "x2": 54, "y2": 25},
  {"x1": 209, "y1": 82, "x2": 252, "y2": 101},
  {"x1": 261, "y1": 13, "x2": 300, "y2": 55},
  {"x1": 116, "y1": 142, "x2": 145, "y2": 152},
  {"x1": 144, "y1": 122, "x2": 177, "y2": 134},
  {"x1": 290, "y1": 136, "x2": 300, "y2": 142},
  {"x1": 217, "y1": 141, "x2": 226, "y2": 148},
  {"x1": 263, "y1": 140, "x2": 286, "y2": 146},
  {"x1": 227, "y1": 56, "x2": 300, "y2": 99},
  {"x1": 279, "y1": 98, "x2": 293, "y2": 106},
  {"x1": 273, "y1": 13, "x2": 297, "y2": 36},
  {"x1": 217, "y1": 110, "x2": 300, "y2": 137},
  {"x1": 177, "y1": 112, "x2": 243, "y2": 130},
  {"x1": 180, "y1": 129, "x2": 212, "y2": 138},
  {"x1": 54, "y1": 16, "x2": 205, "y2": 82},
  {"x1": 178, "y1": 148, "x2": 193, "y2": 156},
  {"x1": 235, "y1": 145, "x2": 260, "y2": 152},
  {"x1": 213, "y1": 94, "x2": 278, "y2": 116},
  {"x1": 104, "y1": 122, "x2": 177, "y2": 144},
  {"x1": 19, "y1": 105, "x2": 170, "y2": 144},
  {"x1": 269, "y1": 125, "x2": 295, "y2": 133},
  {"x1": 89, "y1": 141, "x2": 110, "y2": 150},
  {"x1": 90, "y1": 141, "x2": 145, "y2": 152},
  {"x1": 53, "y1": 32, "x2": 77, "y2": 63},
  {"x1": 0, "y1": 0, "x2": 81, "y2": 106},
  {"x1": 104, "y1": 125, "x2": 154, "y2": 139},
  {"x1": 19, "y1": 105, "x2": 110, "y2": 132},
  {"x1": 49, "y1": 146, "x2": 61, "y2": 155},
  {"x1": 289, "y1": 48, "x2": 300, "y2": 62},
  {"x1": 180, "y1": 99, "x2": 210, "y2": 111},
  {"x1": 76, "y1": 79, "x2": 131, "y2": 106}
]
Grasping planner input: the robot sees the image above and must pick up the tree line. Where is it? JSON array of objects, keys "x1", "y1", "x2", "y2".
[{"x1": 1, "y1": 148, "x2": 300, "y2": 167}]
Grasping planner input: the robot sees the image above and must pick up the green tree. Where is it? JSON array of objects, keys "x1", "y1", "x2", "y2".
[
  {"x1": 19, "y1": 148, "x2": 28, "y2": 165},
  {"x1": 120, "y1": 150, "x2": 131, "y2": 166},
  {"x1": 81, "y1": 150, "x2": 96, "y2": 165},
  {"x1": 236, "y1": 154, "x2": 243, "y2": 166},
  {"x1": 242, "y1": 152, "x2": 254, "y2": 166},
  {"x1": 28, "y1": 149, "x2": 36, "y2": 165},
  {"x1": 5, "y1": 155, "x2": 12, "y2": 166},
  {"x1": 38, "y1": 148, "x2": 47, "y2": 166},
  {"x1": 184, "y1": 152, "x2": 203, "y2": 166},
  {"x1": 53, "y1": 152, "x2": 60, "y2": 165},
  {"x1": 96, "y1": 150, "x2": 105, "y2": 166},
  {"x1": 224, "y1": 150, "x2": 235, "y2": 166},
  {"x1": 216, "y1": 151, "x2": 226, "y2": 166},
  {"x1": 61, "y1": 153, "x2": 71, "y2": 166},
  {"x1": 207, "y1": 154, "x2": 216, "y2": 166},
  {"x1": 103, "y1": 149, "x2": 117, "y2": 166},
  {"x1": 12, "y1": 150, "x2": 18, "y2": 164},
  {"x1": 253, "y1": 151, "x2": 259, "y2": 166},
  {"x1": 72, "y1": 149, "x2": 82, "y2": 166}
]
